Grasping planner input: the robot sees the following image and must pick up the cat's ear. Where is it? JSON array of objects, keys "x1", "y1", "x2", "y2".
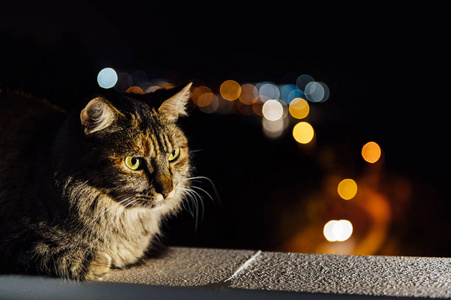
[
  {"x1": 80, "y1": 97, "x2": 123, "y2": 135},
  {"x1": 158, "y1": 82, "x2": 192, "y2": 122}
]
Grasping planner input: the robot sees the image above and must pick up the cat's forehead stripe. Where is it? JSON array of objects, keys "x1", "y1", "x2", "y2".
[{"x1": 141, "y1": 135, "x2": 151, "y2": 157}]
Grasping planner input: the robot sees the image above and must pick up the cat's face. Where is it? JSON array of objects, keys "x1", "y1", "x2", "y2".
[{"x1": 78, "y1": 84, "x2": 192, "y2": 212}]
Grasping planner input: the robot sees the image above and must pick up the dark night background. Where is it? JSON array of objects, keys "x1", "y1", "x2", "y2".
[{"x1": 1, "y1": 2, "x2": 449, "y2": 256}]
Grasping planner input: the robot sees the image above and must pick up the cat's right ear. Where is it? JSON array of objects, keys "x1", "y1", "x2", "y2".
[{"x1": 80, "y1": 97, "x2": 123, "y2": 135}]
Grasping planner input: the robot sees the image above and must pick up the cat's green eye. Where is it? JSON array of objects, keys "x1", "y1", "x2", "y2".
[
  {"x1": 124, "y1": 156, "x2": 142, "y2": 170},
  {"x1": 168, "y1": 148, "x2": 181, "y2": 162}
]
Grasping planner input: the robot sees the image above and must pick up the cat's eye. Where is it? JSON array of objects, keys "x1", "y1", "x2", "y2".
[
  {"x1": 168, "y1": 148, "x2": 181, "y2": 162},
  {"x1": 124, "y1": 156, "x2": 142, "y2": 170}
]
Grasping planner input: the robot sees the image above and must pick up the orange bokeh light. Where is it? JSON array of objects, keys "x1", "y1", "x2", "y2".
[
  {"x1": 239, "y1": 83, "x2": 258, "y2": 105},
  {"x1": 289, "y1": 98, "x2": 309, "y2": 119},
  {"x1": 125, "y1": 86, "x2": 144, "y2": 94},
  {"x1": 220, "y1": 80, "x2": 241, "y2": 101},
  {"x1": 362, "y1": 141, "x2": 382, "y2": 163},
  {"x1": 192, "y1": 86, "x2": 214, "y2": 107}
]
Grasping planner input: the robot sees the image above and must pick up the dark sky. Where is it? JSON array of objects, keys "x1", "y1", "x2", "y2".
[
  {"x1": 1, "y1": 2, "x2": 449, "y2": 254},
  {"x1": 1, "y1": 1, "x2": 447, "y2": 176}
]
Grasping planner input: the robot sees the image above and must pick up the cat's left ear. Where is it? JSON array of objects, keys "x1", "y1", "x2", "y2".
[
  {"x1": 80, "y1": 97, "x2": 123, "y2": 135},
  {"x1": 158, "y1": 82, "x2": 192, "y2": 122}
]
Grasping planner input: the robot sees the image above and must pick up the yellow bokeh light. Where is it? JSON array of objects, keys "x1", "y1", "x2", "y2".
[
  {"x1": 292, "y1": 122, "x2": 314, "y2": 144},
  {"x1": 220, "y1": 80, "x2": 241, "y2": 101},
  {"x1": 361, "y1": 141, "x2": 382, "y2": 163},
  {"x1": 337, "y1": 179, "x2": 358, "y2": 200},
  {"x1": 289, "y1": 98, "x2": 310, "y2": 119}
]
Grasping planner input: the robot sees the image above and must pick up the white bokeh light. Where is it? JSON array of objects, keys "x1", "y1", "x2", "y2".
[
  {"x1": 97, "y1": 67, "x2": 118, "y2": 89},
  {"x1": 323, "y1": 220, "x2": 353, "y2": 242},
  {"x1": 262, "y1": 99, "x2": 284, "y2": 121}
]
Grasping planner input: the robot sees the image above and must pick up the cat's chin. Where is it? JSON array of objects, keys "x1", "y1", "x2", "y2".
[{"x1": 149, "y1": 201, "x2": 166, "y2": 211}]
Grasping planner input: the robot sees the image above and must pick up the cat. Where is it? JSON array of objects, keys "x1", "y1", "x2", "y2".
[{"x1": 0, "y1": 83, "x2": 193, "y2": 280}]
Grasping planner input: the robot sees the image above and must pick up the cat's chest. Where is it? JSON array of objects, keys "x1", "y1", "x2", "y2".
[{"x1": 102, "y1": 210, "x2": 161, "y2": 268}]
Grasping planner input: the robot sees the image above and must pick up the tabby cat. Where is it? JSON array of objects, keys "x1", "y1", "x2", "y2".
[{"x1": 0, "y1": 83, "x2": 193, "y2": 280}]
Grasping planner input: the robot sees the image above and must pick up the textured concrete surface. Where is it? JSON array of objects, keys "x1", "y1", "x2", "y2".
[
  {"x1": 106, "y1": 247, "x2": 255, "y2": 286},
  {"x1": 228, "y1": 251, "x2": 451, "y2": 298},
  {"x1": 1, "y1": 247, "x2": 450, "y2": 299},
  {"x1": 106, "y1": 247, "x2": 451, "y2": 298}
]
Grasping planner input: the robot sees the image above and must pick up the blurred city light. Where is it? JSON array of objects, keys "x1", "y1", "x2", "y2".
[
  {"x1": 280, "y1": 84, "x2": 298, "y2": 103},
  {"x1": 304, "y1": 81, "x2": 325, "y2": 103},
  {"x1": 199, "y1": 94, "x2": 219, "y2": 114},
  {"x1": 97, "y1": 67, "x2": 118, "y2": 89},
  {"x1": 318, "y1": 82, "x2": 330, "y2": 102},
  {"x1": 125, "y1": 86, "x2": 144, "y2": 94},
  {"x1": 192, "y1": 86, "x2": 213, "y2": 107},
  {"x1": 114, "y1": 72, "x2": 132, "y2": 92},
  {"x1": 296, "y1": 74, "x2": 315, "y2": 90},
  {"x1": 337, "y1": 179, "x2": 358, "y2": 200},
  {"x1": 289, "y1": 98, "x2": 310, "y2": 119},
  {"x1": 262, "y1": 118, "x2": 285, "y2": 138},
  {"x1": 220, "y1": 80, "x2": 241, "y2": 101},
  {"x1": 257, "y1": 82, "x2": 280, "y2": 102},
  {"x1": 292, "y1": 121, "x2": 314, "y2": 144},
  {"x1": 362, "y1": 141, "x2": 382, "y2": 163},
  {"x1": 323, "y1": 220, "x2": 353, "y2": 242},
  {"x1": 262, "y1": 99, "x2": 284, "y2": 121},
  {"x1": 239, "y1": 83, "x2": 258, "y2": 105}
]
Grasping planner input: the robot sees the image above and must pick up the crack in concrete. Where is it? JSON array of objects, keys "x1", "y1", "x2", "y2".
[{"x1": 224, "y1": 250, "x2": 262, "y2": 283}]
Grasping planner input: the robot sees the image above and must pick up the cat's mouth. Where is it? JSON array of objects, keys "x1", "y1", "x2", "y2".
[{"x1": 132, "y1": 190, "x2": 176, "y2": 210}]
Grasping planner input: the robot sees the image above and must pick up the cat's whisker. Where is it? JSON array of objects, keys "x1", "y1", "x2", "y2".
[
  {"x1": 185, "y1": 176, "x2": 219, "y2": 203},
  {"x1": 191, "y1": 186, "x2": 214, "y2": 202},
  {"x1": 179, "y1": 188, "x2": 196, "y2": 218},
  {"x1": 179, "y1": 186, "x2": 206, "y2": 230}
]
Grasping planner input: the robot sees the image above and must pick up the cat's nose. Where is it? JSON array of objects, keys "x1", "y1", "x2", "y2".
[
  {"x1": 156, "y1": 183, "x2": 173, "y2": 199},
  {"x1": 154, "y1": 170, "x2": 173, "y2": 199},
  {"x1": 159, "y1": 186, "x2": 172, "y2": 199}
]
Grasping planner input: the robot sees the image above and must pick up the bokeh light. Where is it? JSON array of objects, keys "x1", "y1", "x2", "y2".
[
  {"x1": 239, "y1": 83, "x2": 258, "y2": 105},
  {"x1": 289, "y1": 98, "x2": 309, "y2": 119},
  {"x1": 337, "y1": 179, "x2": 358, "y2": 200},
  {"x1": 304, "y1": 81, "x2": 325, "y2": 103},
  {"x1": 192, "y1": 86, "x2": 213, "y2": 107},
  {"x1": 292, "y1": 121, "x2": 314, "y2": 144},
  {"x1": 257, "y1": 82, "x2": 280, "y2": 102},
  {"x1": 114, "y1": 72, "x2": 132, "y2": 92},
  {"x1": 97, "y1": 67, "x2": 118, "y2": 89},
  {"x1": 323, "y1": 220, "x2": 353, "y2": 242},
  {"x1": 262, "y1": 118, "x2": 285, "y2": 138},
  {"x1": 362, "y1": 141, "x2": 382, "y2": 164},
  {"x1": 296, "y1": 74, "x2": 315, "y2": 90},
  {"x1": 125, "y1": 86, "x2": 144, "y2": 94},
  {"x1": 220, "y1": 80, "x2": 241, "y2": 101},
  {"x1": 262, "y1": 100, "x2": 284, "y2": 121},
  {"x1": 199, "y1": 94, "x2": 219, "y2": 114},
  {"x1": 280, "y1": 84, "x2": 297, "y2": 103},
  {"x1": 318, "y1": 82, "x2": 330, "y2": 102}
]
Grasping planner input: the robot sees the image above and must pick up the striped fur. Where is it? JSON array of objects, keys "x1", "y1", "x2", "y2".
[{"x1": 0, "y1": 84, "x2": 192, "y2": 280}]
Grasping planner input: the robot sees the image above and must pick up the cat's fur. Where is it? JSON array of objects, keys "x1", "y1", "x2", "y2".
[{"x1": 0, "y1": 83, "x2": 193, "y2": 280}]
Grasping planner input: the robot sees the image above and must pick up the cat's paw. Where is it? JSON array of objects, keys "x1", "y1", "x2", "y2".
[{"x1": 86, "y1": 252, "x2": 112, "y2": 281}]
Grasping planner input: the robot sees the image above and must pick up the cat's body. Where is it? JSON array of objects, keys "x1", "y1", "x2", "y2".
[{"x1": 0, "y1": 84, "x2": 192, "y2": 280}]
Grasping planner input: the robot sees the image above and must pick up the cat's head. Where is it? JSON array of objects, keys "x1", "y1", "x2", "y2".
[{"x1": 70, "y1": 83, "x2": 192, "y2": 213}]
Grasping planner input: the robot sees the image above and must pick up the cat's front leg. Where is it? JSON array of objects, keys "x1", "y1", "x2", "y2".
[{"x1": 85, "y1": 252, "x2": 112, "y2": 281}]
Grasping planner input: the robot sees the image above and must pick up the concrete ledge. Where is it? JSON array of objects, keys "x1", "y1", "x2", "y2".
[{"x1": 1, "y1": 247, "x2": 450, "y2": 299}]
